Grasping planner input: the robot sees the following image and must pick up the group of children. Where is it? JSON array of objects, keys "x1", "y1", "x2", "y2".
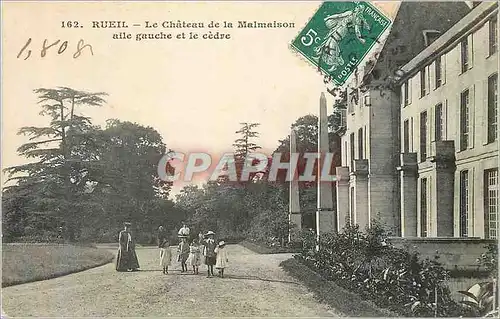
[{"x1": 158, "y1": 228, "x2": 229, "y2": 278}]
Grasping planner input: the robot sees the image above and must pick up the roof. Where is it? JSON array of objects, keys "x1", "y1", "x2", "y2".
[
  {"x1": 399, "y1": 1, "x2": 498, "y2": 80},
  {"x1": 358, "y1": 1, "x2": 471, "y2": 86}
]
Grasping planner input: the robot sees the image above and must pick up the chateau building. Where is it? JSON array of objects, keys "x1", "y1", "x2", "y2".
[
  {"x1": 398, "y1": 1, "x2": 498, "y2": 239},
  {"x1": 335, "y1": 2, "x2": 499, "y2": 238}
]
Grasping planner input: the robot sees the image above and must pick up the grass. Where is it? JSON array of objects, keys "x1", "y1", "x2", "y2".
[
  {"x1": 2, "y1": 243, "x2": 114, "y2": 287},
  {"x1": 240, "y1": 240, "x2": 301, "y2": 254},
  {"x1": 280, "y1": 257, "x2": 399, "y2": 317}
]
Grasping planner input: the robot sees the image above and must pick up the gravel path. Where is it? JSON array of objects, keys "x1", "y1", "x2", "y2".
[{"x1": 2, "y1": 244, "x2": 340, "y2": 317}]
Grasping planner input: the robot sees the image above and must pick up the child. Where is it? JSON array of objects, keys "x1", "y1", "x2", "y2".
[
  {"x1": 187, "y1": 238, "x2": 202, "y2": 274},
  {"x1": 203, "y1": 230, "x2": 217, "y2": 277},
  {"x1": 214, "y1": 240, "x2": 229, "y2": 278},
  {"x1": 177, "y1": 237, "x2": 190, "y2": 272},
  {"x1": 159, "y1": 237, "x2": 172, "y2": 274}
]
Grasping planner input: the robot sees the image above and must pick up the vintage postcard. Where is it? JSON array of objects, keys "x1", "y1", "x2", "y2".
[{"x1": 1, "y1": 1, "x2": 498, "y2": 318}]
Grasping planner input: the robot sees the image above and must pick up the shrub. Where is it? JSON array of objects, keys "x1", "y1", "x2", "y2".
[{"x1": 294, "y1": 220, "x2": 465, "y2": 317}]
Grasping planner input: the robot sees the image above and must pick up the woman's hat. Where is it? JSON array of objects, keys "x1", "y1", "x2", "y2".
[
  {"x1": 205, "y1": 230, "x2": 215, "y2": 236},
  {"x1": 124, "y1": 222, "x2": 132, "y2": 226},
  {"x1": 218, "y1": 241, "x2": 225, "y2": 247}
]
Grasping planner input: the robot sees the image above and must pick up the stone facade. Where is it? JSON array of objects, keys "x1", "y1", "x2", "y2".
[
  {"x1": 399, "y1": 2, "x2": 498, "y2": 239},
  {"x1": 336, "y1": 3, "x2": 499, "y2": 239},
  {"x1": 336, "y1": 2, "x2": 473, "y2": 236}
]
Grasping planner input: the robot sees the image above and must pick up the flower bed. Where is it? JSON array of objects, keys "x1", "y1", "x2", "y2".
[
  {"x1": 240, "y1": 239, "x2": 301, "y2": 254},
  {"x1": 295, "y1": 222, "x2": 467, "y2": 317}
]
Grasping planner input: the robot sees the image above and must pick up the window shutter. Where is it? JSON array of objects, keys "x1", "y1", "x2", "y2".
[
  {"x1": 457, "y1": 94, "x2": 462, "y2": 151},
  {"x1": 443, "y1": 99, "x2": 448, "y2": 140},
  {"x1": 442, "y1": 54, "x2": 447, "y2": 85},
  {"x1": 408, "y1": 77, "x2": 413, "y2": 104},
  {"x1": 410, "y1": 117, "x2": 414, "y2": 152},
  {"x1": 469, "y1": 167, "x2": 475, "y2": 237},
  {"x1": 483, "y1": 78, "x2": 489, "y2": 145},
  {"x1": 401, "y1": 85, "x2": 405, "y2": 108},
  {"x1": 426, "y1": 65, "x2": 431, "y2": 95},
  {"x1": 469, "y1": 84, "x2": 475, "y2": 149},
  {"x1": 430, "y1": 105, "x2": 435, "y2": 142},
  {"x1": 468, "y1": 34, "x2": 474, "y2": 70},
  {"x1": 430, "y1": 61, "x2": 436, "y2": 90}
]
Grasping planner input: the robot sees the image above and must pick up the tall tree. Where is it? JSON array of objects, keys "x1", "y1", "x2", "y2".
[
  {"x1": 233, "y1": 122, "x2": 261, "y2": 161},
  {"x1": 87, "y1": 119, "x2": 173, "y2": 237},
  {"x1": 3, "y1": 87, "x2": 107, "y2": 240}
]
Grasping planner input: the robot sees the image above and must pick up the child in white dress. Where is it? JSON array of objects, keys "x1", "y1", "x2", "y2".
[
  {"x1": 187, "y1": 238, "x2": 202, "y2": 274},
  {"x1": 214, "y1": 241, "x2": 229, "y2": 278}
]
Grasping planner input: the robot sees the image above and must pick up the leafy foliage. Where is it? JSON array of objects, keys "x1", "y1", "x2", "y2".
[
  {"x1": 458, "y1": 281, "x2": 498, "y2": 317},
  {"x1": 2, "y1": 87, "x2": 180, "y2": 243},
  {"x1": 295, "y1": 220, "x2": 465, "y2": 317}
]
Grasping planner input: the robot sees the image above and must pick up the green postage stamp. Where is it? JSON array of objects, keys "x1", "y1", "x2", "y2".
[{"x1": 291, "y1": 1, "x2": 391, "y2": 86}]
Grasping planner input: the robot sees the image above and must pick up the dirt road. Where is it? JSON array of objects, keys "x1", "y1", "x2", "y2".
[{"x1": 2, "y1": 244, "x2": 340, "y2": 317}]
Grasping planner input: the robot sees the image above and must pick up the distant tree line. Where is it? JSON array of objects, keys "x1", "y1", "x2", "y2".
[{"x1": 175, "y1": 93, "x2": 347, "y2": 246}]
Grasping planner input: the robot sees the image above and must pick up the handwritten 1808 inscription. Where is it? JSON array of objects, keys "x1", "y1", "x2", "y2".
[{"x1": 290, "y1": 1, "x2": 391, "y2": 86}]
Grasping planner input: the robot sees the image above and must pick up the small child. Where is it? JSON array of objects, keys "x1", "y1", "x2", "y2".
[
  {"x1": 214, "y1": 241, "x2": 229, "y2": 278},
  {"x1": 187, "y1": 238, "x2": 202, "y2": 274},
  {"x1": 159, "y1": 238, "x2": 172, "y2": 274},
  {"x1": 203, "y1": 231, "x2": 217, "y2": 277},
  {"x1": 177, "y1": 237, "x2": 190, "y2": 272}
]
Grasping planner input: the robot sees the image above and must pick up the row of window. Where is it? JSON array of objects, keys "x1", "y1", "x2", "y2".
[
  {"x1": 419, "y1": 168, "x2": 498, "y2": 239},
  {"x1": 402, "y1": 73, "x2": 498, "y2": 161},
  {"x1": 402, "y1": 17, "x2": 497, "y2": 106},
  {"x1": 347, "y1": 127, "x2": 366, "y2": 166}
]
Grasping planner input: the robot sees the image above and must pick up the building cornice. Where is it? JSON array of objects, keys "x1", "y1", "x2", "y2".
[{"x1": 399, "y1": 2, "x2": 498, "y2": 82}]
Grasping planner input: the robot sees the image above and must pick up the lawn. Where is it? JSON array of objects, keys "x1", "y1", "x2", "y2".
[{"x1": 2, "y1": 243, "x2": 114, "y2": 287}]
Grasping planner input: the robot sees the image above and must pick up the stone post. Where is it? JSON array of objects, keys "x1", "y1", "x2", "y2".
[
  {"x1": 289, "y1": 128, "x2": 301, "y2": 242},
  {"x1": 336, "y1": 166, "x2": 350, "y2": 231},
  {"x1": 397, "y1": 153, "x2": 418, "y2": 237},
  {"x1": 430, "y1": 141, "x2": 456, "y2": 237},
  {"x1": 316, "y1": 92, "x2": 337, "y2": 241},
  {"x1": 351, "y1": 159, "x2": 369, "y2": 230}
]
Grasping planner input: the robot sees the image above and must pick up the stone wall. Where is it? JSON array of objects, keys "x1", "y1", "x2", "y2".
[{"x1": 387, "y1": 237, "x2": 496, "y2": 271}]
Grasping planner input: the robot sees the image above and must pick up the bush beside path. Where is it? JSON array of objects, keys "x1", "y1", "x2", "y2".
[{"x1": 2, "y1": 243, "x2": 114, "y2": 287}]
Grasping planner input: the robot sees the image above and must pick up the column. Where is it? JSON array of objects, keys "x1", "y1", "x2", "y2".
[
  {"x1": 431, "y1": 141, "x2": 456, "y2": 237},
  {"x1": 289, "y1": 128, "x2": 301, "y2": 242},
  {"x1": 352, "y1": 159, "x2": 369, "y2": 230},
  {"x1": 398, "y1": 153, "x2": 418, "y2": 237},
  {"x1": 316, "y1": 92, "x2": 337, "y2": 239},
  {"x1": 336, "y1": 166, "x2": 350, "y2": 231}
]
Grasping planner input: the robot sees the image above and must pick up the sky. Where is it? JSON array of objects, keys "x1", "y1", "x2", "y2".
[{"x1": 1, "y1": 1, "x2": 400, "y2": 198}]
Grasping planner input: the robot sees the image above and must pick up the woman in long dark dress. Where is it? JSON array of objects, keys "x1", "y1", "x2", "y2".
[{"x1": 116, "y1": 222, "x2": 140, "y2": 272}]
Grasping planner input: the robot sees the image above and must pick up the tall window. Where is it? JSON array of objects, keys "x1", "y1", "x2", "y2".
[
  {"x1": 344, "y1": 141, "x2": 348, "y2": 165},
  {"x1": 485, "y1": 169, "x2": 498, "y2": 239},
  {"x1": 350, "y1": 133, "x2": 355, "y2": 164},
  {"x1": 435, "y1": 56, "x2": 442, "y2": 88},
  {"x1": 350, "y1": 187, "x2": 355, "y2": 225},
  {"x1": 363, "y1": 126, "x2": 367, "y2": 158},
  {"x1": 488, "y1": 74, "x2": 498, "y2": 143},
  {"x1": 420, "y1": 68, "x2": 427, "y2": 97},
  {"x1": 435, "y1": 103, "x2": 443, "y2": 141},
  {"x1": 460, "y1": 90, "x2": 470, "y2": 150},
  {"x1": 358, "y1": 128, "x2": 363, "y2": 159},
  {"x1": 461, "y1": 38, "x2": 469, "y2": 73},
  {"x1": 489, "y1": 17, "x2": 498, "y2": 56},
  {"x1": 420, "y1": 178, "x2": 428, "y2": 237},
  {"x1": 460, "y1": 170, "x2": 469, "y2": 237},
  {"x1": 420, "y1": 111, "x2": 427, "y2": 162},
  {"x1": 403, "y1": 81, "x2": 409, "y2": 106},
  {"x1": 404, "y1": 119, "x2": 410, "y2": 153}
]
